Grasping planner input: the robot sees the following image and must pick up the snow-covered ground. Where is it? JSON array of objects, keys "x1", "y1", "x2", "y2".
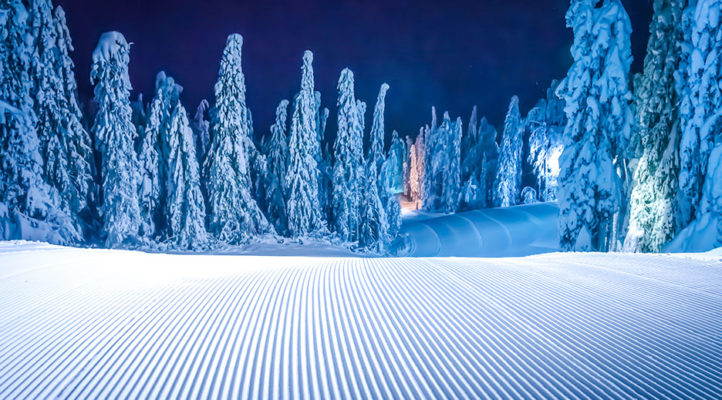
[
  {"x1": 394, "y1": 203, "x2": 560, "y2": 257},
  {"x1": 1, "y1": 241, "x2": 721, "y2": 399}
]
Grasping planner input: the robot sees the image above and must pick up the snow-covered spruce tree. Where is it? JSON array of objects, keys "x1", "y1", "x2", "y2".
[
  {"x1": 285, "y1": 51, "x2": 326, "y2": 238},
  {"x1": 624, "y1": 0, "x2": 686, "y2": 253},
  {"x1": 0, "y1": 0, "x2": 79, "y2": 243},
  {"x1": 556, "y1": 0, "x2": 633, "y2": 251},
  {"x1": 192, "y1": 99, "x2": 211, "y2": 166},
  {"x1": 461, "y1": 107, "x2": 480, "y2": 182},
  {"x1": 358, "y1": 159, "x2": 389, "y2": 252},
  {"x1": 137, "y1": 71, "x2": 182, "y2": 238},
  {"x1": 90, "y1": 31, "x2": 143, "y2": 247},
  {"x1": 459, "y1": 107, "x2": 486, "y2": 211},
  {"x1": 312, "y1": 90, "x2": 324, "y2": 162},
  {"x1": 163, "y1": 102, "x2": 208, "y2": 249},
  {"x1": 678, "y1": 0, "x2": 722, "y2": 224},
  {"x1": 413, "y1": 126, "x2": 426, "y2": 208},
  {"x1": 462, "y1": 106, "x2": 480, "y2": 177},
  {"x1": 441, "y1": 117, "x2": 462, "y2": 213},
  {"x1": 203, "y1": 34, "x2": 271, "y2": 244},
  {"x1": 478, "y1": 116, "x2": 499, "y2": 206},
  {"x1": 332, "y1": 68, "x2": 365, "y2": 241},
  {"x1": 494, "y1": 96, "x2": 524, "y2": 208},
  {"x1": 313, "y1": 91, "x2": 331, "y2": 218},
  {"x1": 369, "y1": 83, "x2": 390, "y2": 171},
  {"x1": 380, "y1": 130, "x2": 404, "y2": 237},
  {"x1": 526, "y1": 85, "x2": 565, "y2": 203},
  {"x1": 421, "y1": 115, "x2": 441, "y2": 211},
  {"x1": 356, "y1": 100, "x2": 367, "y2": 134},
  {"x1": 403, "y1": 135, "x2": 413, "y2": 197},
  {"x1": 264, "y1": 99, "x2": 290, "y2": 235},
  {"x1": 28, "y1": 3, "x2": 95, "y2": 235}
]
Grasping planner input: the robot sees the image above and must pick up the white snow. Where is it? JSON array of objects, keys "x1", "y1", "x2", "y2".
[
  {"x1": 393, "y1": 202, "x2": 560, "y2": 257},
  {"x1": 0, "y1": 240, "x2": 720, "y2": 399},
  {"x1": 91, "y1": 31, "x2": 128, "y2": 64}
]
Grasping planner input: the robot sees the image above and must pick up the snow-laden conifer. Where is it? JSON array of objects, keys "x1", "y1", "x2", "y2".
[
  {"x1": 526, "y1": 83, "x2": 565, "y2": 202},
  {"x1": 380, "y1": 130, "x2": 404, "y2": 237},
  {"x1": 137, "y1": 71, "x2": 182, "y2": 238},
  {"x1": 369, "y1": 83, "x2": 390, "y2": 171},
  {"x1": 192, "y1": 99, "x2": 211, "y2": 165},
  {"x1": 494, "y1": 96, "x2": 524, "y2": 208},
  {"x1": 358, "y1": 159, "x2": 389, "y2": 252},
  {"x1": 28, "y1": 3, "x2": 94, "y2": 235},
  {"x1": 285, "y1": 51, "x2": 326, "y2": 238},
  {"x1": 331, "y1": 68, "x2": 364, "y2": 241},
  {"x1": 264, "y1": 99, "x2": 290, "y2": 235},
  {"x1": 1, "y1": 0, "x2": 79, "y2": 243},
  {"x1": 164, "y1": 102, "x2": 208, "y2": 249},
  {"x1": 442, "y1": 117, "x2": 462, "y2": 212},
  {"x1": 478, "y1": 116, "x2": 499, "y2": 206},
  {"x1": 678, "y1": 0, "x2": 722, "y2": 225},
  {"x1": 556, "y1": 0, "x2": 633, "y2": 251},
  {"x1": 203, "y1": 34, "x2": 271, "y2": 243},
  {"x1": 90, "y1": 31, "x2": 143, "y2": 247},
  {"x1": 625, "y1": 0, "x2": 686, "y2": 252}
]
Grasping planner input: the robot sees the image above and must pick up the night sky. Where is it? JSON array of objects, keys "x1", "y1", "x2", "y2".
[{"x1": 57, "y1": 0, "x2": 653, "y2": 139}]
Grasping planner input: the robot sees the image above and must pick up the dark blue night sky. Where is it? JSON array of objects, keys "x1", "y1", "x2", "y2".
[{"x1": 57, "y1": 0, "x2": 652, "y2": 138}]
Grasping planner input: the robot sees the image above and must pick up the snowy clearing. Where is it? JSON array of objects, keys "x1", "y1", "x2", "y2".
[{"x1": 0, "y1": 241, "x2": 721, "y2": 399}]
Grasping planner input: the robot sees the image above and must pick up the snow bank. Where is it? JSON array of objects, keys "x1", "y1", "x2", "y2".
[
  {"x1": 0, "y1": 203, "x2": 67, "y2": 245},
  {"x1": 665, "y1": 212, "x2": 721, "y2": 253},
  {"x1": 391, "y1": 202, "x2": 559, "y2": 257}
]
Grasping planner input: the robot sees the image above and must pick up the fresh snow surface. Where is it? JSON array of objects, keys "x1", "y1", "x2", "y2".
[
  {"x1": 1, "y1": 241, "x2": 721, "y2": 399},
  {"x1": 393, "y1": 202, "x2": 559, "y2": 257}
]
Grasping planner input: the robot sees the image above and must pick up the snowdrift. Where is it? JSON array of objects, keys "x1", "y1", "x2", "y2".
[
  {"x1": 391, "y1": 202, "x2": 559, "y2": 257},
  {"x1": 665, "y1": 212, "x2": 722, "y2": 253}
]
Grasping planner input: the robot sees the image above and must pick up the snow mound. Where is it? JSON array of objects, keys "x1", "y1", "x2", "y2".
[
  {"x1": 665, "y1": 212, "x2": 722, "y2": 253},
  {"x1": 0, "y1": 242, "x2": 720, "y2": 398},
  {"x1": 392, "y1": 202, "x2": 559, "y2": 257}
]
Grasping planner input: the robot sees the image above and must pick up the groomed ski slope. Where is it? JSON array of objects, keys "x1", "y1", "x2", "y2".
[{"x1": 1, "y1": 242, "x2": 721, "y2": 399}]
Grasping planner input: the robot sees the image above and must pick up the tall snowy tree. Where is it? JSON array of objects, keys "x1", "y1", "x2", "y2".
[
  {"x1": 462, "y1": 106, "x2": 480, "y2": 174},
  {"x1": 380, "y1": 130, "x2": 404, "y2": 238},
  {"x1": 313, "y1": 91, "x2": 331, "y2": 218},
  {"x1": 137, "y1": 71, "x2": 182, "y2": 238},
  {"x1": 368, "y1": 83, "x2": 390, "y2": 171},
  {"x1": 164, "y1": 102, "x2": 209, "y2": 249},
  {"x1": 403, "y1": 135, "x2": 414, "y2": 197},
  {"x1": 192, "y1": 99, "x2": 211, "y2": 166},
  {"x1": 556, "y1": 0, "x2": 633, "y2": 251},
  {"x1": 442, "y1": 117, "x2": 462, "y2": 212},
  {"x1": 285, "y1": 51, "x2": 326, "y2": 238},
  {"x1": 494, "y1": 96, "x2": 524, "y2": 208},
  {"x1": 625, "y1": 0, "x2": 687, "y2": 253},
  {"x1": 478, "y1": 116, "x2": 499, "y2": 206},
  {"x1": 408, "y1": 143, "x2": 420, "y2": 206},
  {"x1": 203, "y1": 34, "x2": 271, "y2": 243},
  {"x1": 526, "y1": 83, "x2": 565, "y2": 203},
  {"x1": 90, "y1": 31, "x2": 143, "y2": 247},
  {"x1": 358, "y1": 159, "x2": 389, "y2": 252},
  {"x1": 421, "y1": 110, "x2": 462, "y2": 213},
  {"x1": 678, "y1": 0, "x2": 722, "y2": 225},
  {"x1": 0, "y1": 0, "x2": 78, "y2": 243},
  {"x1": 332, "y1": 68, "x2": 365, "y2": 241},
  {"x1": 264, "y1": 99, "x2": 290, "y2": 236},
  {"x1": 413, "y1": 126, "x2": 426, "y2": 208},
  {"x1": 28, "y1": 3, "x2": 95, "y2": 235}
]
